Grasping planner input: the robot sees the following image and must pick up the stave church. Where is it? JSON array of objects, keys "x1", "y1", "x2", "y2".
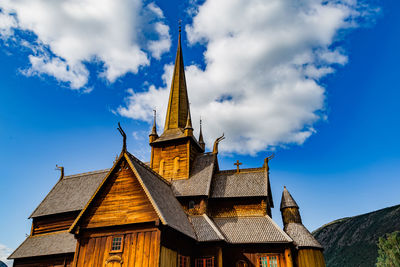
[{"x1": 9, "y1": 30, "x2": 326, "y2": 267}]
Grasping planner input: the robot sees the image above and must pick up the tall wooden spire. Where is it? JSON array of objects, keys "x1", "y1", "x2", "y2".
[{"x1": 164, "y1": 28, "x2": 190, "y2": 132}]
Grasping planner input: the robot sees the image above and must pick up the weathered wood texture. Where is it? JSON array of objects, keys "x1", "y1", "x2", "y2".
[
  {"x1": 160, "y1": 246, "x2": 178, "y2": 267},
  {"x1": 179, "y1": 198, "x2": 207, "y2": 215},
  {"x1": 209, "y1": 198, "x2": 268, "y2": 217},
  {"x1": 74, "y1": 229, "x2": 160, "y2": 267},
  {"x1": 13, "y1": 254, "x2": 74, "y2": 267},
  {"x1": 32, "y1": 212, "x2": 78, "y2": 235},
  {"x1": 151, "y1": 140, "x2": 190, "y2": 180},
  {"x1": 82, "y1": 165, "x2": 158, "y2": 229},
  {"x1": 296, "y1": 249, "x2": 326, "y2": 267},
  {"x1": 281, "y1": 208, "x2": 302, "y2": 225}
]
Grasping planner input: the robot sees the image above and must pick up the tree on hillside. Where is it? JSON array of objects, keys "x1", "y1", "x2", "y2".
[{"x1": 376, "y1": 231, "x2": 400, "y2": 267}]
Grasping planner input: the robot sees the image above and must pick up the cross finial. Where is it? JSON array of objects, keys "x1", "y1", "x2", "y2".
[{"x1": 234, "y1": 160, "x2": 242, "y2": 173}]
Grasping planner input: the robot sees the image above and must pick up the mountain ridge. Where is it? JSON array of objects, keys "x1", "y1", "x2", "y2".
[{"x1": 313, "y1": 204, "x2": 400, "y2": 267}]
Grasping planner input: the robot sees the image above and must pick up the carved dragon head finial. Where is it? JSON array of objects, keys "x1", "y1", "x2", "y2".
[
  {"x1": 212, "y1": 133, "x2": 225, "y2": 154},
  {"x1": 56, "y1": 164, "x2": 64, "y2": 181},
  {"x1": 117, "y1": 122, "x2": 127, "y2": 152}
]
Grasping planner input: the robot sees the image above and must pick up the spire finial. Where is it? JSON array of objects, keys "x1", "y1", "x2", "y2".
[
  {"x1": 185, "y1": 104, "x2": 193, "y2": 130},
  {"x1": 117, "y1": 122, "x2": 127, "y2": 152},
  {"x1": 149, "y1": 109, "x2": 158, "y2": 142},
  {"x1": 199, "y1": 117, "x2": 205, "y2": 150},
  {"x1": 178, "y1": 19, "x2": 182, "y2": 33}
]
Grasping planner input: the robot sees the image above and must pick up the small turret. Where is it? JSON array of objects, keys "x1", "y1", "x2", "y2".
[
  {"x1": 280, "y1": 186, "x2": 302, "y2": 226},
  {"x1": 149, "y1": 110, "x2": 158, "y2": 143},
  {"x1": 198, "y1": 119, "x2": 205, "y2": 150},
  {"x1": 184, "y1": 108, "x2": 193, "y2": 136},
  {"x1": 280, "y1": 187, "x2": 326, "y2": 267}
]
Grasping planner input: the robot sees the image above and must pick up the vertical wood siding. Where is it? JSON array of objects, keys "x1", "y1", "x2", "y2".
[
  {"x1": 151, "y1": 141, "x2": 190, "y2": 180},
  {"x1": 75, "y1": 229, "x2": 160, "y2": 267},
  {"x1": 159, "y1": 246, "x2": 178, "y2": 267},
  {"x1": 296, "y1": 249, "x2": 326, "y2": 267}
]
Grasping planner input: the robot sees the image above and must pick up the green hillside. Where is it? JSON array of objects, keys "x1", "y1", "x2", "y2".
[{"x1": 313, "y1": 204, "x2": 400, "y2": 267}]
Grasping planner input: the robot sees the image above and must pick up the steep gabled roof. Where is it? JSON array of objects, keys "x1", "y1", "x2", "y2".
[
  {"x1": 8, "y1": 231, "x2": 76, "y2": 259},
  {"x1": 172, "y1": 153, "x2": 216, "y2": 196},
  {"x1": 210, "y1": 169, "x2": 269, "y2": 198},
  {"x1": 69, "y1": 152, "x2": 196, "y2": 240},
  {"x1": 30, "y1": 169, "x2": 108, "y2": 218}
]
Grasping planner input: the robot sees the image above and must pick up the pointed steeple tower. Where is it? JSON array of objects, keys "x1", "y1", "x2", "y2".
[
  {"x1": 199, "y1": 118, "x2": 205, "y2": 150},
  {"x1": 164, "y1": 26, "x2": 190, "y2": 132},
  {"x1": 149, "y1": 25, "x2": 204, "y2": 180},
  {"x1": 280, "y1": 186, "x2": 301, "y2": 226}
]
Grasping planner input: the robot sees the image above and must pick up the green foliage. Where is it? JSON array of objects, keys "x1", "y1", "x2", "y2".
[{"x1": 376, "y1": 231, "x2": 400, "y2": 267}]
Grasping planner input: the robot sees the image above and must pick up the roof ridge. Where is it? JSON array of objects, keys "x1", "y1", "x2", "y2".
[
  {"x1": 203, "y1": 214, "x2": 225, "y2": 240},
  {"x1": 217, "y1": 167, "x2": 264, "y2": 174},
  {"x1": 64, "y1": 169, "x2": 110, "y2": 179},
  {"x1": 126, "y1": 152, "x2": 171, "y2": 185}
]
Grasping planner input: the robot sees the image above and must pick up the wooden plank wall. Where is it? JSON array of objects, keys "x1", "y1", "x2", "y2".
[
  {"x1": 296, "y1": 249, "x2": 326, "y2": 267},
  {"x1": 159, "y1": 246, "x2": 178, "y2": 267},
  {"x1": 74, "y1": 229, "x2": 160, "y2": 267},
  {"x1": 151, "y1": 141, "x2": 190, "y2": 180},
  {"x1": 82, "y1": 165, "x2": 158, "y2": 229},
  {"x1": 13, "y1": 254, "x2": 74, "y2": 267},
  {"x1": 209, "y1": 198, "x2": 268, "y2": 217},
  {"x1": 32, "y1": 212, "x2": 78, "y2": 235}
]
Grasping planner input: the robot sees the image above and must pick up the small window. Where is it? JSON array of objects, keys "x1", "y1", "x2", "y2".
[
  {"x1": 189, "y1": 201, "x2": 195, "y2": 209},
  {"x1": 258, "y1": 255, "x2": 279, "y2": 267},
  {"x1": 195, "y1": 257, "x2": 214, "y2": 267},
  {"x1": 159, "y1": 159, "x2": 165, "y2": 176},
  {"x1": 178, "y1": 254, "x2": 190, "y2": 267},
  {"x1": 110, "y1": 236, "x2": 123, "y2": 253}
]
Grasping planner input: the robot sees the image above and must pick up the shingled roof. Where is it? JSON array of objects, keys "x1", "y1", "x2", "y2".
[
  {"x1": 210, "y1": 169, "x2": 269, "y2": 198},
  {"x1": 280, "y1": 186, "x2": 299, "y2": 210},
  {"x1": 9, "y1": 231, "x2": 76, "y2": 259},
  {"x1": 212, "y1": 216, "x2": 292, "y2": 244},
  {"x1": 30, "y1": 169, "x2": 108, "y2": 218},
  {"x1": 172, "y1": 153, "x2": 215, "y2": 196},
  {"x1": 284, "y1": 223, "x2": 323, "y2": 249},
  {"x1": 126, "y1": 153, "x2": 196, "y2": 239},
  {"x1": 189, "y1": 214, "x2": 225, "y2": 242}
]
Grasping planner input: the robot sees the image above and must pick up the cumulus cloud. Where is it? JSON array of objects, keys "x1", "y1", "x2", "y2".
[
  {"x1": 0, "y1": 0, "x2": 170, "y2": 89},
  {"x1": 0, "y1": 243, "x2": 13, "y2": 266},
  {"x1": 118, "y1": 0, "x2": 377, "y2": 155}
]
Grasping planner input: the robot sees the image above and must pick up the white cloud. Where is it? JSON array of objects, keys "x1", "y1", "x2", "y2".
[
  {"x1": 0, "y1": 0, "x2": 170, "y2": 90},
  {"x1": 118, "y1": 0, "x2": 377, "y2": 155},
  {"x1": 0, "y1": 243, "x2": 13, "y2": 267}
]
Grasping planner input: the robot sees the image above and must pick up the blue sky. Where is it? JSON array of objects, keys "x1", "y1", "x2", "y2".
[{"x1": 0, "y1": 0, "x2": 399, "y2": 262}]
